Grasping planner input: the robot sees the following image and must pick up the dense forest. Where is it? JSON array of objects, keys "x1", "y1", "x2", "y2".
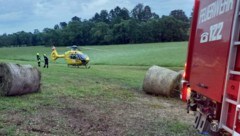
[{"x1": 0, "y1": 4, "x2": 191, "y2": 47}]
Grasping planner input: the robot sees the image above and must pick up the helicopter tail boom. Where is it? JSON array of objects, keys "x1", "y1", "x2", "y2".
[{"x1": 51, "y1": 49, "x2": 65, "y2": 61}]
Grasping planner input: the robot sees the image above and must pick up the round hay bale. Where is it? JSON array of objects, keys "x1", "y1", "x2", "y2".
[
  {"x1": 178, "y1": 70, "x2": 184, "y2": 76},
  {"x1": 0, "y1": 63, "x2": 41, "y2": 96},
  {"x1": 142, "y1": 65, "x2": 182, "y2": 97}
]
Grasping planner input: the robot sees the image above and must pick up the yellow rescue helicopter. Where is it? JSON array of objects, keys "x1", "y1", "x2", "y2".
[{"x1": 51, "y1": 45, "x2": 90, "y2": 68}]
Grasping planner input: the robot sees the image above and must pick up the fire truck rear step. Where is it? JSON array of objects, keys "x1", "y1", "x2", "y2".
[
  {"x1": 234, "y1": 132, "x2": 240, "y2": 136},
  {"x1": 230, "y1": 70, "x2": 240, "y2": 75},
  {"x1": 234, "y1": 42, "x2": 240, "y2": 46},
  {"x1": 226, "y1": 98, "x2": 238, "y2": 105},
  {"x1": 222, "y1": 125, "x2": 234, "y2": 134},
  {"x1": 194, "y1": 112, "x2": 202, "y2": 128}
]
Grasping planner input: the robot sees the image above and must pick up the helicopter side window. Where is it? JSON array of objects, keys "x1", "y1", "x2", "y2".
[{"x1": 70, "y1": 54, "x2": 77, "y2": 59}]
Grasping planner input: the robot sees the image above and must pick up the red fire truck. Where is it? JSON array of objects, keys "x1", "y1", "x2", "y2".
[{"x1": 181, "y1": 0, "x2": 240, "y2": 135}]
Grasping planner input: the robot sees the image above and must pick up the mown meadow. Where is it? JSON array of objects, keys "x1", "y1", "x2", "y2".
[{"x1": 0, "y1": 42, "x2": 201, "y2": 136}]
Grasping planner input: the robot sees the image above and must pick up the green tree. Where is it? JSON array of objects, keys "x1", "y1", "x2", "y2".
[
  {"x1": 71, "y1": 16, "x2": 81, "y2": 22},
  {"x1": 170, "y1": 10, "x2": 189, "y2": 22},
  {"x1": 90, "y1": 22, "x2": 110, "y2": 44},
  {"x1": 67, "y1": 20, "x2": 83, "y2": 45},
  {"x1": 109, "y1": 6, "x2": 121, "y2": 21},
  {"x1": 91, "y1": 13, "x2": 101, "y2": 22},
  {"x1": 143, "y1": 6, "x2": 152, "y2": 21},
  {"x1": 99, "y1": 10, "x2": 109, "y2": 23},
  {"x1": 131, "y1": 4, "x2": 155, "y2": 22},
  {"x1": 81, "y1": 21, "x2": 94, "y2": 45},
  {"x1": 54, "y1": 24, "x2": 60, "y2": 30},
  {"x1": 42, "y1": 28, "x2": 61, "y2": 46},
  {"x1": 0, "y1": 4, "x2": 191, "y2": 47},
  {"x1": 16, "y1": 31, "x2": 33, "y2": 46},
  {"x1": 60, "y1": 22, "x2": 67, "y2": 29},
  {"x1": 160, "y1": 16, "x2": 188, "y2": 41},
  {"x1": 131, "y1": 3, "x2": 144, "y2": 21},
  {"x1": 109, "y1": 6, "x2": 130, "y2": 23},
  {"x1": 112, "y1": 20, "x2": 131, "y2": 44},
  {"x1": 0, "y1": 34, "x2": 11, "y2": 46}
]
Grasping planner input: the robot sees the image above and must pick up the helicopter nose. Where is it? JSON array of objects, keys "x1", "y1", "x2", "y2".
[{"x1": 86, "y1": 57, "x2": 90, "y2": 61}]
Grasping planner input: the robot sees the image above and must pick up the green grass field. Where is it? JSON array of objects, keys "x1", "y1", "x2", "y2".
[
  {"x1": 0, "y1": 42, "x2": 201, "y2": 136},
  {"x1": 0, "y1": 42, "x2": 187, "y2": 67}
]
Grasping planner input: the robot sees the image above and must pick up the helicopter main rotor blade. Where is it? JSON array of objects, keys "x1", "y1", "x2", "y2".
[{"x1": 80, "y1": 47, "x2": 109, "y2": 52}]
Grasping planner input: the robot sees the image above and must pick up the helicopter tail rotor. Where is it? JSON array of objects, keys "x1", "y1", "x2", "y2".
[
  {"x1": 51, "y1": 47, "x2": 65, "y2": 61},
  {"x1": 51, "y1": 50, "x2": 58, "y2": 61}
]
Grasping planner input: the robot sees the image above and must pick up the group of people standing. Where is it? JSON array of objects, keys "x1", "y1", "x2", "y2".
[{"x1": 36, "y1": 53, "x2": 49, "y2": 68}]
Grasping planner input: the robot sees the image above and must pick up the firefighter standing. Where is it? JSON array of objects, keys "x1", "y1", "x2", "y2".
[
  {"x1": 36, "y1": 53, "x2": 41, "y2": 67},
  {"x1": 43, "y1": 54, "x2": 49, "y2": 68}
]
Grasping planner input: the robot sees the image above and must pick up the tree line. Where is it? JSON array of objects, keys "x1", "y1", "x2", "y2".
[{"x1": 0, "y1": 4, "x2": 191, "y2": 47}]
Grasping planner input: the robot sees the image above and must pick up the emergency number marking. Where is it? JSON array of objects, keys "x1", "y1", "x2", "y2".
[
  {"x1": 200, "y1": 22, "x2": 223, "y2": 43},
  {"x1": 209, "y1": 22, "x2": 223, "y2": 41},
  {"x1": 199, "y1": 0, "x2": 233, "y2": 24}
]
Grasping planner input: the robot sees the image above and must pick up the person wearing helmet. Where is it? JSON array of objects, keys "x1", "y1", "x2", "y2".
[
  {"x1": 43, "y1": 54, "x2": 49, "y2": 68},
  {"x1": 36, "y1": 53, "x2": 41, "y2": 67}
]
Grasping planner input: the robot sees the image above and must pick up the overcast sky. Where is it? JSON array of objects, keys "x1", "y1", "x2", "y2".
[{"x1": 0, "y1": 0, "x2": 194, "y2": 34}]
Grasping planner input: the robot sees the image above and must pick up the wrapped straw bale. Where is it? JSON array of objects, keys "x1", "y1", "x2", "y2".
[
  {"x1": 142, "y1": 65, "x2": 182, "y2": 97},
  {"x1": 0, "y1": 63, "x2": 41, "y2": 96}
]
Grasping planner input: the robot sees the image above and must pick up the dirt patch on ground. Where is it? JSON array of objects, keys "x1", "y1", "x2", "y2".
[{"x1": 0, "y1": 92, "x2": 200, "y2": 136}]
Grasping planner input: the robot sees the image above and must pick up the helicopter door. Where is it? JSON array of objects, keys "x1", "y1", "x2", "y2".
[
  {"x1": 69, "y1": 54, "x2": 77, "y2": 63},
  {"x1": 70, "y1": 54, "x2": 77, "y2": 59}
]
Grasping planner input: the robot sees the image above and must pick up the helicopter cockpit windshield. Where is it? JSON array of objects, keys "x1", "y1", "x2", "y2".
[
  {"x1": 69, "y1": 53, "x2": 88, "y2": 61},
  {"x1": 76, "y1": 54, "x2": 88, "y2": 61}
]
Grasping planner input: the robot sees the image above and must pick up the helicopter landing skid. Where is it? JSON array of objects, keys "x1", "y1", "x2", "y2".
[
  {"x1": 67, "y1": 64, "x2": 90, "y2": 69},
  {"x1": 85, "y1": 65, "x2": 90, "y2": 69}
]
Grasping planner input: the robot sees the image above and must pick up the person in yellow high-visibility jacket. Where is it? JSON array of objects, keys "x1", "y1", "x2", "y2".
[{"x1": 36, "y1": 53, "x2": 41, "y2": 67}]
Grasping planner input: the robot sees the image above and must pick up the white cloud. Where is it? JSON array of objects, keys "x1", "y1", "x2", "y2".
[
  {"x1": 0, "y1": 0, "x2": 194, "y2": 34},
  {"x1": 0, "y1": 12, "x2": 23, "y2": 22}
]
